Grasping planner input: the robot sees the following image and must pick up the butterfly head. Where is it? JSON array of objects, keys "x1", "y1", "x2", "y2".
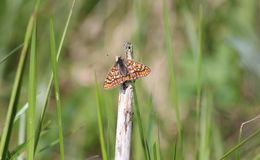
[{"x1": 115, "y1": 56, "x2": 122, "y2": 62}]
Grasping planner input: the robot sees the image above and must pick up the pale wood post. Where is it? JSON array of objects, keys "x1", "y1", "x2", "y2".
[{"x1": 114, "y1": 42, "x2": 134, "y2": 160}]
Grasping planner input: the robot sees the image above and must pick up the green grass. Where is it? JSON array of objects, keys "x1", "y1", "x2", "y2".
[
  {"x1": 253, "y1": 153, "x2": 260, "y2": 160},
  {"x1": 27, "y1": 20, "x2": 37, "y2": 160},
  {"x1": 195, "y1": 6, "x2": 203, "y2": 157},
  {"x1": 0, "y1": 0, "x2": 75, "y2": 159},
  {"x1": 0, "y1": 8, "x2": 36, "y2": 160},
  {"x1": 95, "y1": 74, "x2": 108, "y2": 160},
  {"x1": 153, "y1": 142, "x2": 161, "y2": 160},
  {"x1": 199, "y1": 90, "x2": 212, "y2": 160},
  {"x1": 162, "y1": 0, "x2": 183, "y2": 158},
  {"x1": 220, "y1": 128, "x2": 260, "y2": 160},
  {"x1": 134, "y1": 87, "x2": 151, "y2": 160},
  {"x1": 0, "y1": 44, "x2": 23, "y2": 65},
  {"x1": 50, "y1": 18, "x2": 65, "y2": 160},
  {"x1": 0, "y1": 0, "x2": 260, "y2": 159},
  {"x1": 34, "y1": 0, "x2": 76, "y2": 154}
]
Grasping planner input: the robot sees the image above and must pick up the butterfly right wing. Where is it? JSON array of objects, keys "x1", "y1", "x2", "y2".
[
  {"x1": 103, "y1": 63, "x2": 127, "y2": 89},
  {"x1": 124, "y1": 59, "x2": 151, "y2": 80}
]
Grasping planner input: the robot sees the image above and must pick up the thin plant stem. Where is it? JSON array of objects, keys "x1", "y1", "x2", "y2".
[
  {"x1": 49, "y1": 19, "x2": 65, "y2": 160},
  {"x1": 0, "y1": 11, "x2": 36, "y2": 160},
  {"x1": 27, "y1": 21, "x2": 37, "y2": 160},
  {"x1": 95, "y1": 74, "x2": 108, "y2": 160},
  {"x1": 134, "y1": 88, "x2": 150, "y2": 160},
  {"x1": 162, "y1": 0, "x2": 183, "y2": 158},
  {"x1": 34, "y1": 0, "x2": 76, "y2": 152},
  {"x1": 237, "y1": 114, "x2": 260, "y2": 160},
  {"x1": 219, "y1": 128, "x2": 260, "y2": 160},
  {"x1": 0, "y1": 43, "x2": 24, "y2": 65},
  {"x1": 196, "y1": 5, "x2": 203, "y2": 159}
]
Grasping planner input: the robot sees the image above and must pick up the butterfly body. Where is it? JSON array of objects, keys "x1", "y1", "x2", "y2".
[
  {"x1": 117, "y1": 57, "x2": 128, "y2": 76},
  {"x1": 103, "y1": 56, "x2": 151, "y2": 89}
]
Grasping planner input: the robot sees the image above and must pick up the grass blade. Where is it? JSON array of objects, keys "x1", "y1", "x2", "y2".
[
  {"x1": 162, "y1": 0, "x2": 182, "y2": 158},
  {"x1": 8, "y1": 141, "x2": 28, "y2": 160},
  {"x1": 34, "y1": 79, "x2": 52, "y2": 152},
  {"x1": 17, "y1": 113, "x2": 26, "y2": 160},
  {"x1": 14, "y1": 103, "x2": 28, "y2": 122},
  {"x1": 0, "y1": 11, "x2": 36, "y2": 160},
  {"x1": 39, "y1": 139, "x2": 59, "y2": 153},
  {"x1": 219, "y1": 128, "x2": 260, "y2": 160},
  {"x1": 133, "y1": 87, "x2": 150, "y2": 160},
  {"x1": 94, "y1": 74, "x2": 108, "y2": 160},
  {"x1": 153, "y1": 142, "x2": 161, "y2": 160},
  {"x1": 199, "y1": 90, "x2": 212, "y2": 160},
  {"x1": 0, "y1": 44, "x2": 23, "y2": 65},
  {"x1": 237, "y1": 115, "x2": 260, "y2": 159},
  {"x1": 195, "y1": 6, "x2": 203, "y2": 156},
  {"x1": 27, "y1": 21, "x2": 37, "y2": 160},
  {"x1": 49, "y1": 18, "x2": 65, "y2": 160},
  {"x1": 56, "y1": 0, "x2": 76, "y2": 60},
  {"x1": 146, "y1": 95, "x2": 155, "y2": 143},
  {"x1": 252, "y1": 153, "x2": 260, "y2": 160},
  {"x1": 34, "y1": 0, "x2": 76, "y2": 152}
]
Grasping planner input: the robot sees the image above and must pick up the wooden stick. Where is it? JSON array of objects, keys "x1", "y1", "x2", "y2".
[{"x1": 114, "y1": 42, "x2": 134, "y2": 160}]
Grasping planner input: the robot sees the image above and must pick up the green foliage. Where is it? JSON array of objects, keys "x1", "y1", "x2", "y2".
[
  {"x1": 162, "y1": 0, "x2": 183, "y2": 158},
  {"x1": 95, "y1": 74, "x2": 108, "y2": 160},
  {"x1": 27, "y1": 20, "x2": 37, "y2": 160},
  {"x1": 134, "y1": 87, "x2": 151, "y2": 160},
  {"x1": 0, "y1": 0, "x2": 259, "y2": 159},
  {"x1": 0, "y1": 7, "x2": 36, "y2": 159},
  {"x1": 50, "y1": 18, "x2": 65, "y2": 160}
]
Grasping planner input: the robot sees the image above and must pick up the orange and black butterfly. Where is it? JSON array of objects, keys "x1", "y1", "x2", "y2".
[{"x1": 103, "y1": 56, "x2": 151, "y2": 89}]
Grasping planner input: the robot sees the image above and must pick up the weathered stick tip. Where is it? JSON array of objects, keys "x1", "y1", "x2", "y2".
[{"x1": 123, "y1": 42, "x2": 133, "y2": 60}]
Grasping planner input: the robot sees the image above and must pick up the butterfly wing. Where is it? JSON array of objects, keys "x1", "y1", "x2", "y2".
[
  {"x1": 103, "y1": 58, "x2": 151, "y2": 89},
  {"x1": 124, "y1": 59, "x2": 151, "y2": 80},
  {"x1": 103, "y1": 63, "x2": 127, "y2": 89}
]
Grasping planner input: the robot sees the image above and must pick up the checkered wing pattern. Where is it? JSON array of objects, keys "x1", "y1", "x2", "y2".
[
  {"x1": 103, "y1": 59, "x2": 151, "y2": 89},
  {"x1": 103, "y1": 63, "x2": 126, "y2": 89},
  {"x1": 125, "y1": 59, "x2": 151, "y2": 80}
]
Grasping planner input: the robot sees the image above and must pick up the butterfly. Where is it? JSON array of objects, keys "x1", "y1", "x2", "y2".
[{"x1": 103, "y1": 56, "x2": 151, "y2": 89}]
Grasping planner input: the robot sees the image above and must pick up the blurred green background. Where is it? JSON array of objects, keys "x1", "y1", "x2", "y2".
[{"x1": 0, "y1": 0, "x2": 260, "y2": 159}]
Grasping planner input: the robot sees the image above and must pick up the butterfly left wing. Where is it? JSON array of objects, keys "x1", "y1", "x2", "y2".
[{"x1": 103, "y1": 63, "x2": 127, "y2": 89}]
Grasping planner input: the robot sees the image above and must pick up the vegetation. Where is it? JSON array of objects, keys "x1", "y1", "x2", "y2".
[{"x1": 0, "y1": 0, "x2": 259, "y2": 159}]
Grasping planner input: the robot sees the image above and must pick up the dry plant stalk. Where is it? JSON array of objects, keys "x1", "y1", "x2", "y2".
[
  {"x1": 239, "y1": 114, "x2": 260, "y2": 137},
  {"x1": 114, "y1": 42, "x2": 134, "y2": 160}
]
